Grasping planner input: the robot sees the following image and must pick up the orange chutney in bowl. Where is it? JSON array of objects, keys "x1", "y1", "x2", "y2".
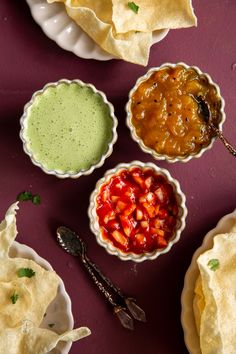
[{"x1": 129, "y1": 64, "x2": 224, "y2": 158}]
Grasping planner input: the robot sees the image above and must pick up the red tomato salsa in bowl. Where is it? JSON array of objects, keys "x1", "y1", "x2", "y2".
[{"x1": 88, "y1": 161, "x2": 187, "y2": 262}]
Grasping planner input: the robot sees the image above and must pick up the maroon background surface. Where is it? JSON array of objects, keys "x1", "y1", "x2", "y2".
[{"x1": 0, "y1": 1, "x2": 236, "y2": 353}]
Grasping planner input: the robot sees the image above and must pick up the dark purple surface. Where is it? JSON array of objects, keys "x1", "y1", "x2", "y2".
[{"x1": 0, "y1": 1, "x2": 236, "y2": 353}]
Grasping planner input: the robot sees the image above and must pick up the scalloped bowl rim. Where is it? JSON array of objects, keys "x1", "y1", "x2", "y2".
[
  {"x1": 88, "y1": 161, "x2": 187, "y2": 262},
  {"x1": 20, "y1": 79, "x2": 118, "y2": 178},
  {"x1": 126, "y1": 62, "x2": 226, "y2": 163}
]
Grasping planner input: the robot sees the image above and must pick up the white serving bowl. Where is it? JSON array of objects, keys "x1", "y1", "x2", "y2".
[
  {"x1": 88, "y1": 161, "x2": 187, "y2": 262},
  {"x1": 126, "y1": 62, "x2": 225, "y2": 163},
  {"x1": 20, "y1": 79, "x2": 118, "y2": 178}
]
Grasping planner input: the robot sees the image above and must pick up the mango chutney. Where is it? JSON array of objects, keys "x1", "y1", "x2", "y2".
[{"x1": 130, "y1": 65, "x2": 222, "y2": 157}]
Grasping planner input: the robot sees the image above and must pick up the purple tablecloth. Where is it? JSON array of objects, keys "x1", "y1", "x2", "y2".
[{"x1": 0, "y1": 1, "x2": 236, "y2": 353}]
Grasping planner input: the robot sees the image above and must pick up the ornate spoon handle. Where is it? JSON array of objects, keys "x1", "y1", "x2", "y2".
[
  {"x1": 80, "y1": 257, "x2": 117, "y2": 307},
  {"x1": 85, "y1": 255, "x2": 124, "y2": 299},
  {"x1": 85, "y1": 255, "x2": 146, "y2": 322},
  {"x1": 56, "y1": 226, "x2": 146, "y2": 327},
  {"x1": 79, "y1": 256, "x2": 134, "y2": 330},
  {"x1": 210, "y1": 123, "x2": 236, "y2": 156}
]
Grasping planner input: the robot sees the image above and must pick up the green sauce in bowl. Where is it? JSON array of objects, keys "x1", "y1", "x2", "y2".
[{"x1": 21, "y1": 80, "x2": 117, "y2": 177}]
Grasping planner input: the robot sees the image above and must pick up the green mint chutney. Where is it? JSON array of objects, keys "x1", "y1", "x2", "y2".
[{"x1": 24, "y1": 82, "x2": 114, "y2": 173}]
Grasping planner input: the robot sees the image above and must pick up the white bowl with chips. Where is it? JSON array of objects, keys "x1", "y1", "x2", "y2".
[
  {"x1": 20, "y1": 79, "x2": 118, "y2": 178},
  {"x1": 126, "y1": 62, "x2": 226, "y2": 162},
  {"x1": 10, "y1": 241, "x2": 74, "y2": 354},
  {"x1": 26, "y1": 0, "x2": 169, "y2": 62},
  {"x1": 88, "y1": 161, "x2": 187, "y2": 262},
  {"x1": 181, "y1": 209, "x2": 236, "y2": 354},
  {"x1": 26, "y1": 0, "x2": 197, "y2": 65},
  {"x1": 0, "y1": 202, "x2": 90, "y2": 354}
]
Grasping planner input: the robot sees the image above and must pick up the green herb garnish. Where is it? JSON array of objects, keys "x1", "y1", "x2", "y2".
[
  {"x1": 10, "y1": 291, "x2": 19, "y2": 304},
  {"x1": 48, "y1": 323, "x2": 55, "y2": 328},
  {"x1": 207, "y1": 258, "x2": 220, "y2": 271},
  {"x1": 128, "y1": 2, "x2": 139, "y2": 13},
  {"x1": 32, "y1": 194, "x2": 41, "y2": 205},
  {"x1": 17, "y1": 268, "x2": 36, "y2": 278},
  {"x1": 17, "y1": 191, "x2": 41, "y2": 205},
  {"x1": 17, "y1": 191, "x2": 33, "y2": 202}
]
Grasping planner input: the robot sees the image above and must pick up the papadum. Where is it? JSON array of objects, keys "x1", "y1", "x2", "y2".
[
  {"x1": 0, "y1": 202, "x2": 91, "y2": 353},
  {"x1": 47, "y1": 0, "x2": 197, "y2": 65},
  {"x1": 112, "y1": 0, "x2": 197, "y2": 34},
  {"x1": 194, "y1": 232, "x2": 236, "y2": 354}
]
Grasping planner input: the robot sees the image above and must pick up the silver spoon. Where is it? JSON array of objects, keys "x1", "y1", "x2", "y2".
[
  {"x1": 194, "y1": 95, "x2": 236, "y2": 157},
  {"x1": 56, "y1": 226, "x2": 146, "y2": 330}
]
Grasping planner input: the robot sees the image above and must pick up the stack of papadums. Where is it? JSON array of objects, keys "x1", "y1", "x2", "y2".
[
  {"x1": 193, "y1": 223, "x2": 236, "y2": 354},
  {"x1": 47, "y1": 0, "x2": 197, "y2": 65},
  {"x1": 0, "y1": 202, "x2": 91, "y2": 354}
]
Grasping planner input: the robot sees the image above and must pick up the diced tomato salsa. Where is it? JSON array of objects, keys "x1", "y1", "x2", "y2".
[{"x1": 96, "y1": 167, "x2": 178, "y2": 254}]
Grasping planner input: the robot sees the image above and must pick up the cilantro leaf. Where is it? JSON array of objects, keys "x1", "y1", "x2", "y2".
[
  {"x1": 17, "y1": 268, "x2": 36, "y2": 278},
  {"x1": 32, "y1": 194, "x2": 41, "y2": 205},
  {"x1": 128, "y1": 2, "x2": 139, "y2": 14},
  {"x1": 10, "y1": 291, "x2": 19, "y2": 304},
  {"x1": 17, "y1": 191, "x2": 41, "y2": 205},
  {"x1": 17, "y1": 191, "x2": 33, "y2": 202},
  {"x1": 207, "y1": 258, "x2": 220, "y2": 271}
]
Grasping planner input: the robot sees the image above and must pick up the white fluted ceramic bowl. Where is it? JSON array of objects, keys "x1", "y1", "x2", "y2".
[
  {"x1": 126, "y1": 62, "x2": 225, "y2": 163},
  {"x1": 20, "y1": 79, "x2": 118, "y2": 178},
  {"x1": 88, "y1": 161, "x2": 187, "y2": 262}
]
